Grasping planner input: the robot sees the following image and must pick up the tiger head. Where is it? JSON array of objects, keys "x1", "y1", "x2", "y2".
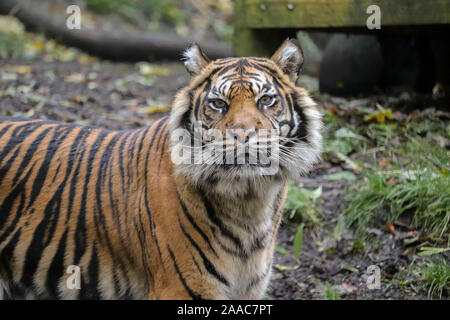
[{"x1": 169, "y1": 39, "x2": 322, "y2": 193}]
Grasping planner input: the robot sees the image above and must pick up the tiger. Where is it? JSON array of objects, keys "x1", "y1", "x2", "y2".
[{"x1": 0, "y1": 39, "x2": 322, "y2": 300}]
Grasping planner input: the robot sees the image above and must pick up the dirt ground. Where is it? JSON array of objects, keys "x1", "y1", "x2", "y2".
[{"x1": 0, "y1": 54, "x2": 430, "y2": 300}]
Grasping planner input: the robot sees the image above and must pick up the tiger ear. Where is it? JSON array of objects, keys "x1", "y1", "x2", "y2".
[
  {"x1": 182, "y1": 43, "x2": 210, "y2": 76},
  {"x1": 271, "y1": 38, "x2": 304, "y2": 82}
]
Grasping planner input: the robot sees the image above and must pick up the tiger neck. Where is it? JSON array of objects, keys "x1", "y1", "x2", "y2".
[{"x1": 175, "y1": 173, "x2": 286, "y2": 252}]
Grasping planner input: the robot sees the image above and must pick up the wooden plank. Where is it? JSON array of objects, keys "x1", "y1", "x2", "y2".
[{"x1": 240, "y1": 0, "x2": 450, "y2": 29}]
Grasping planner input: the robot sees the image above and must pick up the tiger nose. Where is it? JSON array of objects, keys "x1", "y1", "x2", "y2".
[{"x1": 230, "y1": 126, "x2": 256, "y2": 143}]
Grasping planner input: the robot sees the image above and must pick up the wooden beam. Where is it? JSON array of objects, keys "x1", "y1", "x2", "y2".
[{"x1": 240, "y1": 0, "x2": 450, "y2": 29}]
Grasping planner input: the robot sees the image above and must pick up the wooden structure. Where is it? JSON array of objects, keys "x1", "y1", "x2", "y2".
[{"x1": 233, "y1": 0, "x2": 450, "y2": 56}]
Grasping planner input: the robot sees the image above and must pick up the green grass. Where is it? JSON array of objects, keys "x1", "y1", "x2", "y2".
[
  {"x1": 421, "y1": 257, "x2": 450, "y2": 299},
  {"x1": 324, "y1": 282, "x2": 341, "y2": 300},
  {"x1": 395, "y1": 256, "x2": 450, "y2": 299},
  {"x1": 345, "y1": 165, "x2": 450, "y2": 241},
  {"x1": 323, "y1": 108, "x2": 450, "y2": 243},
  {"x1": 284, "y1": 183, "x2": 322, "y2": 226}
]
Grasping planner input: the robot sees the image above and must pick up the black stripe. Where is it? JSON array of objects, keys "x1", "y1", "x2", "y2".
[
  {"x1": 45, "y1": 229, "x2": 68, "y2": 298},
  {"x1": 0, "y1": 122, "x2": 41, "y2": 158},
  {"x1": 11, "y1": 127, "x2": 52, "y2": 184},
  {"x1": 118, "y1": 132, "x2": 131, "y2": 194},
  {"x1": 27, "y1": 126, "x2": 72, "y2": 209},
  {"x1": 178, "y1": 218, "x2": 229, "y2": 286},
  {"x1": 94, "y1": 132, "x2": 131, "y2": 284},
  {"x1": 66, "y1": 128, "x2": 91, "y2": 222},
  {"x1": 0, "y1": 164, "x2": 36, "y2": 243},
  {"x1": 74, "y1": 131, "x2": 109, "y2": 265},
  {"x1": 84, "y1": 244, "x2": 101, "y2": 299},
  {"x1": 0, "y1": 147, "x2": 21, "y2": 185},
  {"x1": 291, "y1": 91, "x2": 308, "y2": 143},
  {"x1": 0, "y1": 123, "x2": 13, "y2": 141},
  {"x1": 176, "y1": 191, "x2": 217, "y2": 256},
  {"x1": 157, "y1": 130, "x2": 170, "y2": 174},
  {"x1": 0, "y1": 228, "x2": 22, "y2": 280},
  {"x1": 167, "y1": 245, "x2": 202, "y2": 300},
  {"x1": 21, "y1": 127, "x2": 77, "y2": 287},
  {"x1": 143, "y1": 118, "x2": 167, "y2": 265},
  {"x1": 200, "y1": 193, "x2": 244, "y2": 251}
]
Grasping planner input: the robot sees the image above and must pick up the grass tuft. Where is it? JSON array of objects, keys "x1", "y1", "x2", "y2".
[
  {"x1": 421, "y1": 256, "x2": 450, "y2": 299},
  {"x1": 395, "y1": 256, "x2": 450, "y2": 299},
  {"x1": 284, "y1": 183, "x2": 322, "y2": 226}
]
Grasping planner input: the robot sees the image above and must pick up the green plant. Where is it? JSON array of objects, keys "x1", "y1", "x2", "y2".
[
  {"x1": 324, "y1": 282, "x2": 341, "y2": 300},
  {"x1": 284, "y1": 183, "x2": 322, "y2": 226},
  {"x1": 421, "y1": 256, "x2": 450, "y2": 299},
  {"x1": 85, "y1": 0, "x2": 138, "y2": 21},
  {"x1": 146, "y1": 0, "x2": 186, "y2": 25},
  {"x1": 394, "y1": 257, "x2": 450, "y2": 299},
  {"x1": 345, "y1": 164, "x2": 450, "y2": 241},
  {"x1": 0, "y1": 33, "x2": 24, "y2": 58}
]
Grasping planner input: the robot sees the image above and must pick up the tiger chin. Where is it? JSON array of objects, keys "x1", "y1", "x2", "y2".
[{"x1": 0, "y1": 39, "x2": 322, "y2": 300}]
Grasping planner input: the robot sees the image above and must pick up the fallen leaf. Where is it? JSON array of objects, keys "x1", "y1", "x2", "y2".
[
  {"x1": 326, "y1": 105, "x2": 339, "y2": 115},
  {"x1": 138, "y1": 63, "x2": 171, "y2": 76},
  {"x1": 275, "y1": 245, "x2": 289, "y2": 256},
  {"x1": 139, "y1": 106, "x2": 170, "y2": 114},
  {"x1": 341, "y1": 265, "x2": 358, "y2": 273},
  {"x1": 293, "y1": 223, "x2": 304, "y2": 258},
  {"x1": 364, "y1": 108, "x2": 393, "y2": 123},
  {"x1": 64, "y1": 73, "x2": 86, "y2": 83},
  {"x1": 274, "y1": 264, "x2": 299, "y2": 271},
  {"x1": 4, "y1": 65, "x2": 32, "y2": 74},
  {"x1": 386, "y1": 221, "x2": 395, "y2": 235},
  {"x1": 326, "y1": 171, "x2": 357, "y2": 181},
  {"x1": 418, "y1": 246, "x2": 450, "y2": 256},
  {"x1": 33, "y1": 41, "x2": 44, "y2": 52}
]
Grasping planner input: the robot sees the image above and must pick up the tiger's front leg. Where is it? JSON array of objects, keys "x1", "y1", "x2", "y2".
[{"x1": 149, "y1": 271, "x2": 224, "y2": 300}]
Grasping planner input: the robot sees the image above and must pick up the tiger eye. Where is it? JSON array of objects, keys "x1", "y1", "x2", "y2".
[
  {"x1": 259, "y1": 95, "x2": 272, "y2": 105},
  {"x1": 214, "y1": 100, "x2": 226, "y2": 108},
  {"x1": 210, "y1": 99, "x2": 227, "y2": 110}
]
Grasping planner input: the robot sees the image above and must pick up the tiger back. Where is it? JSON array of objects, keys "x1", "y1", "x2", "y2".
[{"x1": 0, "y1": 39, "x2": 322, "y2": 299}]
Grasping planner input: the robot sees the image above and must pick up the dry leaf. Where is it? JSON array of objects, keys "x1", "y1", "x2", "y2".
[
  {"x1": 4, "y1": 65, "x2": 32, "y2": 74},
  {"x1": 386, "y1": 221, "x2": 395, "y2": 235},
  {"x1": 139, "y1": 106, "x2": 170, "y2": 114},
  {"x1": 364, "y1": 109, "x2": 393, "y2": 123}
]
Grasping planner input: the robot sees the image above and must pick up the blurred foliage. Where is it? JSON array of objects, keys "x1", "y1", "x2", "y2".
[
  {"x1": 147, "y1": 0, "x2": 186, "y2": 25},
  {"x1": 395, "y1": 256, "x2": 450, "y2": 299},
  {"x1": 0, "y1": 34, "x2": 24, "y2": 59},
  {"x1": 85, "y1": 0, "x2": 186, "y2": 25},
  {"x1": 85, "y1": 0, "x2": 138, "y2": 21},
  {"x1": 284, "y1": 183, "x2": 322, "y2": 227},
  {"x1": 81, "y1": 0, "x2": 233, "y2": 41},
  {"x1": 0, "y1": 16, "x2": 97, "y2": 62}
]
